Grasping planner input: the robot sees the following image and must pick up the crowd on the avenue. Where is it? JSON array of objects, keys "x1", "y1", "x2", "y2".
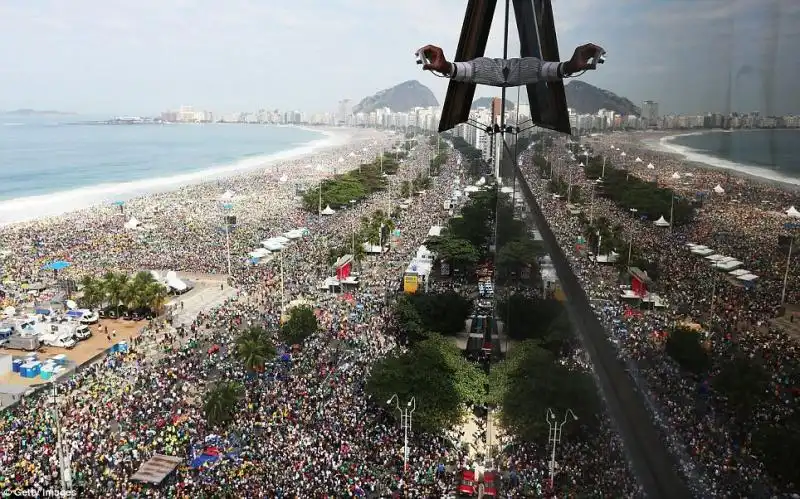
[
  {"x1": 2, "y1": 126, "x2": 798, "y2": 498},
  {"x1": 0, "y1": 136, "x2": 478, "y2": 497},
  {"x1": 517, "y1": 132, "x2": 800, "y2": 497}
]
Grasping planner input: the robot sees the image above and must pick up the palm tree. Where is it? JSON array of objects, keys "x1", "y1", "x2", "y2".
[
  {"x1": 203, "y1": 381, "x2": 244, "y2": 427},
  {"x1": 102, "y1": 271, "x2": 128, "y2": 315},
  {"x1": 78, "y1": 276, "x2": 105, "y2": 310},
  {"x1": 234, "y1": 327, "x2": 276, "y2": 373},
  {"x1": 143, "y1": 281, "x2": 168, "y2": 316},
  {"x1": 124, "y1": 271, "x2": 157, "y2": 309}
]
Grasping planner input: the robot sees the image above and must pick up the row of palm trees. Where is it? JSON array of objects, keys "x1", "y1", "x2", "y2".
[{"x1": 79, "y1": 270, "x2": 169, "y2": 315}]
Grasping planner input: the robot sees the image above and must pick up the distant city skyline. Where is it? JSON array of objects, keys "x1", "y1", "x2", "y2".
[{"x1": 1, "y1": 1, "x2": 798, "y2": 116}]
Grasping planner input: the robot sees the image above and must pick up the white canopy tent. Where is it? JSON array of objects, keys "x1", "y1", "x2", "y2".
[
  {"x1": 705, "y1": 254, "x2": 727, "y2": 261},
  {"x1": 654, "y1": 216, "x2": 670, "y2": 227},
  {"x1": 635, "y1": 157, "x2": 642, "y2": 162},
  {"x1": 737, "y1": 273, "x2": 758, "y2": 282},
  {"x1": 714, "y1": 259, "x2": 743, "y2": 271},
  {"x1": 787, "y1": 206, "x2": 800, "y2": 218},
  {"x1": 729, "y1": 269, "x2": 750, "y2": 276},
  {"x1": 620, "y1": 151, "x2": 627, "y2": 157},
  {"x1": 671, "y1": 172, "x2": 681, "y2": 180},
  {"x1": 647, "y1": 163, "x2": 655, "y2": 169},
  {"x1": 165, "y1": 271, "x2": 188, "y2": 292},
  {"x1": 279, "y1": 175, "x2": 288, "y2": 183},
  {"x1": 321, "y1": 205, "x2": 335, "y2": 215},
  {"x1": 219, "y1": 190, "x2": 234, "y2": 201},
  {"x1": 713, "y1": 184, "x2": 725, "y2": 194},
  {"x1": 124, "y1": 217, "x2": 140, "y2": 230}
]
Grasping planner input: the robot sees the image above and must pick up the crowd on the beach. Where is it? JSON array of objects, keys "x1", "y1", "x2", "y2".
[
  {"x1": 0, "y1": 136, "x2": 471, "y2": 497},
  {"x1": 518, "y1": 132, "x2": 800, "y2": 497}
]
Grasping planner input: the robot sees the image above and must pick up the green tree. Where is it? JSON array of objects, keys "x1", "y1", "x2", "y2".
[
  {"x1": 488, "y1": 340, "x2": 598, "y2": 441},
  {"x1": 235, "y1": 327, "x2": 277, "y2": 373},
  {"x1": 204, "y1": 381, "x2": 244, "y2": 427},
  {"x1": 366, "y1": 334, "x2": 487, "y2": 433},
  {"x1": 78, "y1": 276, "x2": 105, "y2": 310},
  {"x1": 426, "y1": 234, "x2": 479, "y2": 271},
  {"x1": 281, "y1": 305, "x2": 320, "y2": 345},
  {"x1": 394, "y1": 295, "x2": 431, "y2": 345},
  {"x1": 498, "y1": 296, "x2": 572, "y2": 354},
  {"x1": 102, "y1": 271, "x2": 129, "y2": 315},
  {"x1": 665, "y1": 326, "x2": 710, "y2": 373},
  {"x1": 496, "y1": 239, "x2": 542, "y2": 281},
  {"x1": 753, "y1": 414, "x2": 800, "y2": 486},
  {"x1": 713, "y1": 354, "x2": 770, "y2": 422},
  {"x1": 404, "y1": 292, "x2": 471, "y2": 336},
  {"x1": 400, "y1": 180, "x2": 411, "y2": 198}
]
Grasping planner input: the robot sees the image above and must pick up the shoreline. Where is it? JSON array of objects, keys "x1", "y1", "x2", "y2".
[
  {"x1": 645, "y1": 129, "x2": 800, "y2": 189},
  {"x1": 0, "y1": 126, "x2": 380, "y2": 227}
]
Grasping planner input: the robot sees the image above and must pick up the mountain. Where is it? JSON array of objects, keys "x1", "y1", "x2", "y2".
[
  {"x1": 3, "y1": 108, "x2": 76, "y2": 116},
  {"x1": 471, "y1": 97, "x2": 514, "y2": 111},
  {"x1": 564, "y1": 81, "x2": 640, "y2": 116},
  {"x1": 353, "y1": 80, "x2": 438, "y2": 114}
]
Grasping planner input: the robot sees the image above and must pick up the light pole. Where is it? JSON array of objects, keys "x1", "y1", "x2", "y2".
[
  {"x1": 387, "y1": 394, "x2": 416, "y2": 474},
  {"x1": 52, "y1": 368, "x2": 75, "y2": 491},
  {"x1": 279, "y1": 248, "x2": 285, "y2": 314},
  {"x1": 781, "y1": 225, "x2": 799, "y2": 304},
  {"x1": 546, "y1": 408, "x2": 577, "y2": 489}
]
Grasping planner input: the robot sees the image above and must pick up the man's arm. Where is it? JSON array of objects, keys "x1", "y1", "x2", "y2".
[{"x1": 449, "y1": 57, "x2": 567, "y2": 87}]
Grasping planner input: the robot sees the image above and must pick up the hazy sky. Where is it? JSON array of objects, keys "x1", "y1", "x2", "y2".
[{"x1": 1, "y1": 0, "x2": 798, "y2": 116}]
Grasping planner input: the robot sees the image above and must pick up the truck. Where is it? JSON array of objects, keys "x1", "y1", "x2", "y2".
[
  {"x1": 75, "y1": 325, "x2": 92, "y2": 340},
  {"x1": 5, "y1": 335, "x2": 40, "y2": 351},
  {"x1": 40, "y1": 332, "x2": 77, "y2": 349}
]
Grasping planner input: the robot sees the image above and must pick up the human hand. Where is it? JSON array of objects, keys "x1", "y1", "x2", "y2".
[
  {"x1": 565, "y1": 43, "x2": 605, "y2": 73},
  {"x1": 418, "y1": 45, "x2": 451, "y2": 74}
]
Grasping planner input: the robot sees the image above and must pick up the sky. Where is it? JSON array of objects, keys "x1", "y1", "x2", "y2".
[{"x1": 1, "y1": 0, "x2": 798, "y2": 117}]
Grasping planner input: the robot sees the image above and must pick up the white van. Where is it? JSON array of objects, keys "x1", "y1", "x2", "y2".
[
  {"x1": 75, "y1": 325, "x2": 92, "y2": 340},
  {"x1": 41, "y1": 333, "x2": 77, "y2": 349},
  {"x1": 79, "y1": 310, "x2": 99, "y2": 325}
]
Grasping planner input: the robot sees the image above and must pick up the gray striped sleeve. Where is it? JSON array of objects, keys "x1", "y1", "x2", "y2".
[{"x1": 452, "y1": 57, "x2": 564, "y2": 86}]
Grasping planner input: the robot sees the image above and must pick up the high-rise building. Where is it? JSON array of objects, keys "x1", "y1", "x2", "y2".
[{"x1": 642, "y1": 101, "x2": 659, "y2": 127}]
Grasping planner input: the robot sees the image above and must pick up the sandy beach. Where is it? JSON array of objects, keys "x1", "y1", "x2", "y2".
[
  {"x1": 0, "y1": 126, "x2": 396, "y2": 280},
  {"x1": 618, "y1": 130, "x2": 800, "y2": 192}
]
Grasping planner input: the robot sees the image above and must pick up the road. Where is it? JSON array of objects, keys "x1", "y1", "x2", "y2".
[{"x1": 516, "y1": 171, "x2": 692, "y2": 499}]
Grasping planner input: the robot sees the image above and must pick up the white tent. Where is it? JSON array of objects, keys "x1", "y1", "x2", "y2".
[
  {"x1": 671, "y1": 172, "x2": 681, "y2": 180},
  {"x1": 713, "y1": 184, "x2": 725, "y2": 194},
  {"x1": 283, "y1": 229, "x2": 303, "y2": 240},
  {"x1": 321, "y1": 205, "x2": 335, "y2": 215},
  {"x1": 620, "y1": 151, "x2": 627, "y2": 157},
  {"x1": 348, "y1": 151, "x2": 356, "y2": 157},
  {"x1": 219, "y1": 190, "x2": 234, "y2": 201},
  {"x1": 654, "y1": 216, "x2": 670, "y2": 227},
  {"x1": 684, "y1": 172, "x2": 694, "y2": 177},
  {"x1": 124, "y1": 217, "x2": 140, "y2": 230},
  {"x1": 279, "y1": 175, "x2": 288, "y2": 183},
  {"x1": 647, "y1": 163, "x2": 655, "y2": 169},
  {"x1": 787, "y1": 206, "x2": 800, "y2": 218},
  {"x1": 729, "y1": 268, "x2": 750, "y2": 276},
  {"x1": 165, "y1": 271, "x2": 188, "y2": 292},
  {"x1": 635, "y1": 157, "x2": 642, "y2": 162}
]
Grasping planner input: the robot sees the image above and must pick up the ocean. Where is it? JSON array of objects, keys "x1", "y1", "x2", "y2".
[
  {"x1": 0, "y1": 117, "x2": 328, "y2": 224},
  {"x1": 660, "y1": 129, "x2": 800, "y2": 185}
]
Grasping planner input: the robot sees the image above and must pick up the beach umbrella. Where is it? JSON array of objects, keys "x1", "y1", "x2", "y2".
[{"x1": 112, "y1": 200, "x2": 125, "y2": 206}]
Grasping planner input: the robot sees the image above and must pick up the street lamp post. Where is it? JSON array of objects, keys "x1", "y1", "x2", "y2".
[
  {"x1": 781, "y1": 232, "x2": 796, "y2": 305},
  {"x1": 51, "y1": 370, "x2": 75, "y2": 491},
  {"x1": 387, "y1": 394, "x2": 416, "y2": 474},
  {"x1": 546, "y1": 408, "x2": 578, "y2": 488}
]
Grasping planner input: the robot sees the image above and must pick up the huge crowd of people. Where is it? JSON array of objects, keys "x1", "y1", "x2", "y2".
[
  {"x1": 1, "y1": 126, "x2": 797, "y2": 497},
  {"x1": 0, "y1": 135, "x2": 479, "y2": 497},
  {"x1": 517, "y1": 132, "x2": 799, "y2": 497}
]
